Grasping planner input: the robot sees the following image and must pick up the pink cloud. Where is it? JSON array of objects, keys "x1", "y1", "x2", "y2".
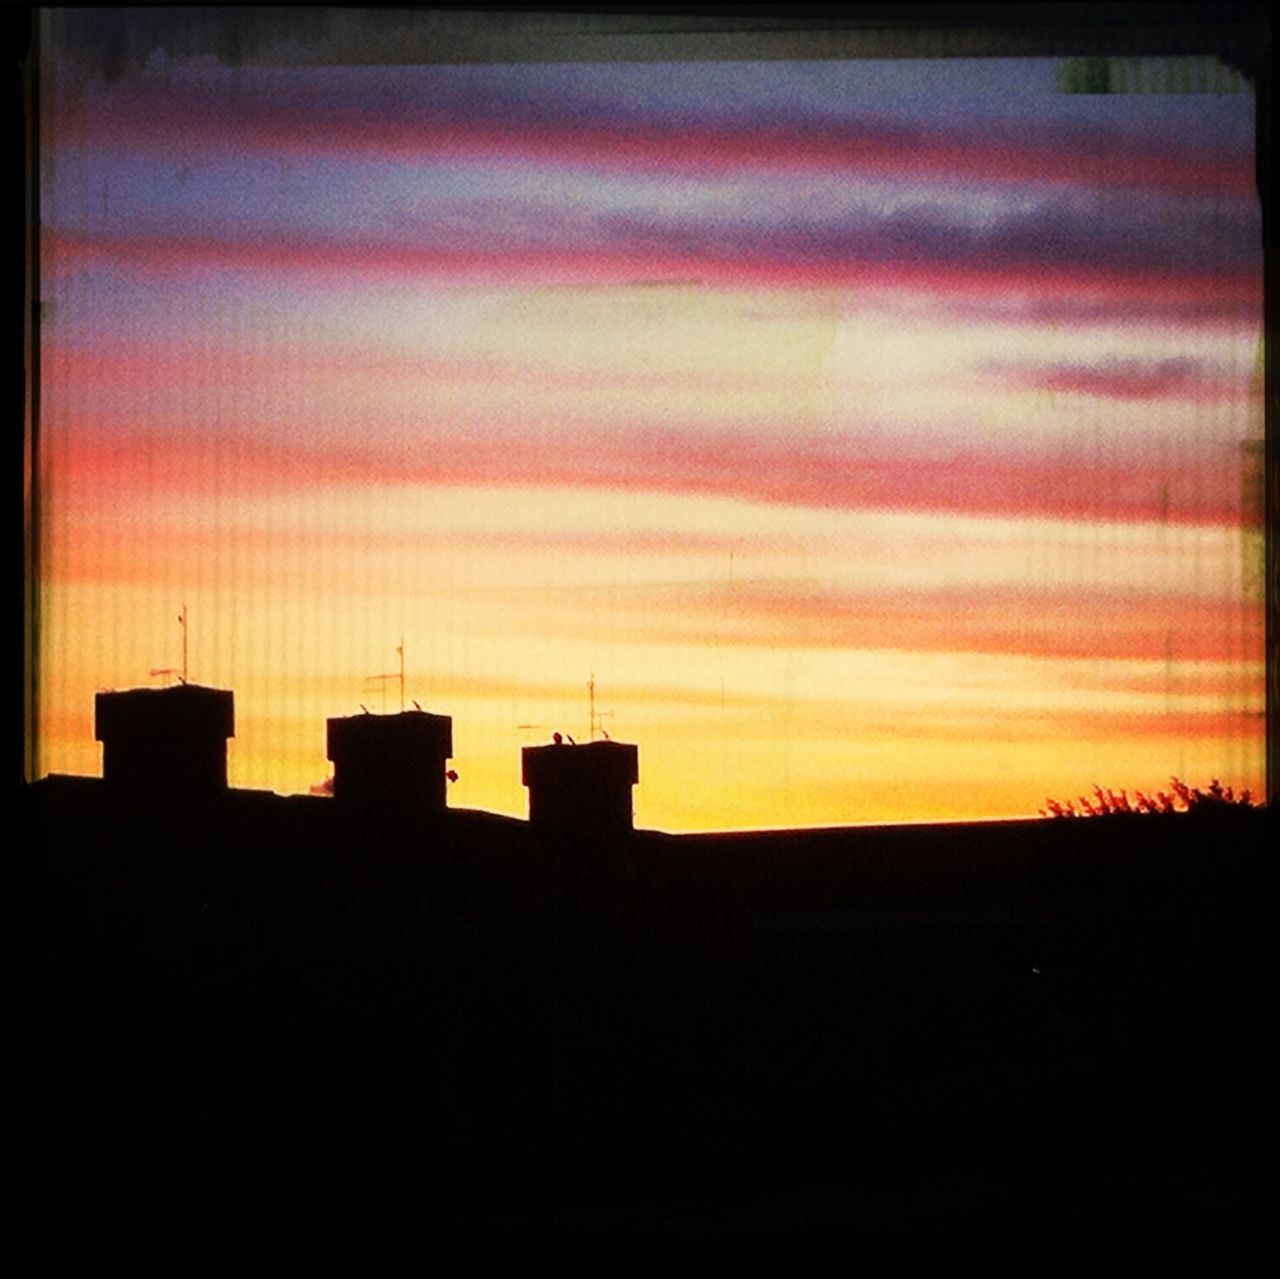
[
  {"x1": 44, "y1": 228, "x2": 1262, "y2": 316},
  {"x1": 47, "y1": 422, "x2": 1255, "y2": 531},
  {"x1": 985, "y1": 356, "x2": 1255, "y2": 402}
]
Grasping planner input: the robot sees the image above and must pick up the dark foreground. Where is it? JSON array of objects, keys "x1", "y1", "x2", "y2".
[{"x1": 39, "y1": 779, "x2": 1267, "y2": 1242}]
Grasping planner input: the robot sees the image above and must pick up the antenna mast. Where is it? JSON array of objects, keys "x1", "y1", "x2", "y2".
[
  {"x1": 588, "y1": 673, "x2": 614, "y2": 741},
  {"x1": 150, "y1": 605, "x2": 188, "y2": 686},
  {"x1": 365, "y1": 639, "x2": 406, "y2": 714}
]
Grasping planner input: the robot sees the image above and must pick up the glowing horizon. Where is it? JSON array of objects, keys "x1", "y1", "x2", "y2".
[{"x1": 33, "y1": 18, "x2": 1264, "y2": 830}]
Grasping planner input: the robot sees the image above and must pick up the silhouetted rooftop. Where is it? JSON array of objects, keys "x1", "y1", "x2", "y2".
[
  {"x1": 522, "y1": 737, "x2": 639, "y2": 786},
  {"x1": 326, "y1": 707, "x2": 452, "y2": 760},
  {"x1": 95, "y1": 682, "x2": 235, "y2": 741}
]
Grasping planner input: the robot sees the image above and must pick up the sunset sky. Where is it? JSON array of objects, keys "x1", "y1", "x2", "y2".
[{"x1": 35, "y1": 14, "x2": 1264, "y2": 830}]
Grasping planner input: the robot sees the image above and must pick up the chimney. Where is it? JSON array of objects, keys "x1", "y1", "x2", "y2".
[
  {"x1": 95, "y1": 684, "x2": 235, "y2": 798},
  {"x1": 522, "y1": 738, "x2": 639, "y2": 836},
  {"x1": 326, "y1": 709, "x2": 453, "y2": 818}
]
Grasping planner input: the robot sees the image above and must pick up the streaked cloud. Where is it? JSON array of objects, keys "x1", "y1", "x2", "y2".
[
  {"x1": 984, "y1": 355, "x2": 1254, "y2": 401},
  {"x1": 56, "y1": 60, "x2": 1256, "y2": 197}
]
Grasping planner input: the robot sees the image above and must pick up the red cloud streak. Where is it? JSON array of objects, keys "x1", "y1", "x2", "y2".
[
  {"x1": 44, "y1": 228, "x2": 1262, "y2": 310},
  {"x1": 58, "y1": 89, "x2": 1257, "y2": 198},
  {"x1": 48, "y1": 425, "x2": 1255, "y2": 532},
  {"x1": 613, "y1": 581, "x2": 1264, "y2": 666}
]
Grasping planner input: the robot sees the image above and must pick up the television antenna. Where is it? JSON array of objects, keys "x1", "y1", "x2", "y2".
[
  {"x1": 588, "y1": 673, "x2": 614, "y2": 742},
  {"x1": 364, "y1": 637, "x2": 406, "y2": 713},
  {"x1": 149, "y1": 602, "x2": 189, "y2": 686}
]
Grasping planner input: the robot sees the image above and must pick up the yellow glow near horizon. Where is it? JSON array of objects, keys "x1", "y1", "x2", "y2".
[{"x1": 39, "y1": 537, "x2": 1265, "y2": 830}]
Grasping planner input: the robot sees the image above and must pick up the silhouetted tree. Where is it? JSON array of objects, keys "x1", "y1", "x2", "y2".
[{"x1": 1040, "y1": 776, "x2": 1258, "y2": 818}]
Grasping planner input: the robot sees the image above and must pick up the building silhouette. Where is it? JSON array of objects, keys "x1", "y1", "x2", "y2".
[
  {"x1": 37, "y1": 676, "x2": 1266, "y2": 1239},
  {"x1": 523, "y1": 738, "x2": 639, "y2": 835},
  {"x1": 95, "y1": 682, "x2": 234, "y2": 798},
  {"x1": 327, "y1": 707, "x2": 454, "y2": 818}
]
